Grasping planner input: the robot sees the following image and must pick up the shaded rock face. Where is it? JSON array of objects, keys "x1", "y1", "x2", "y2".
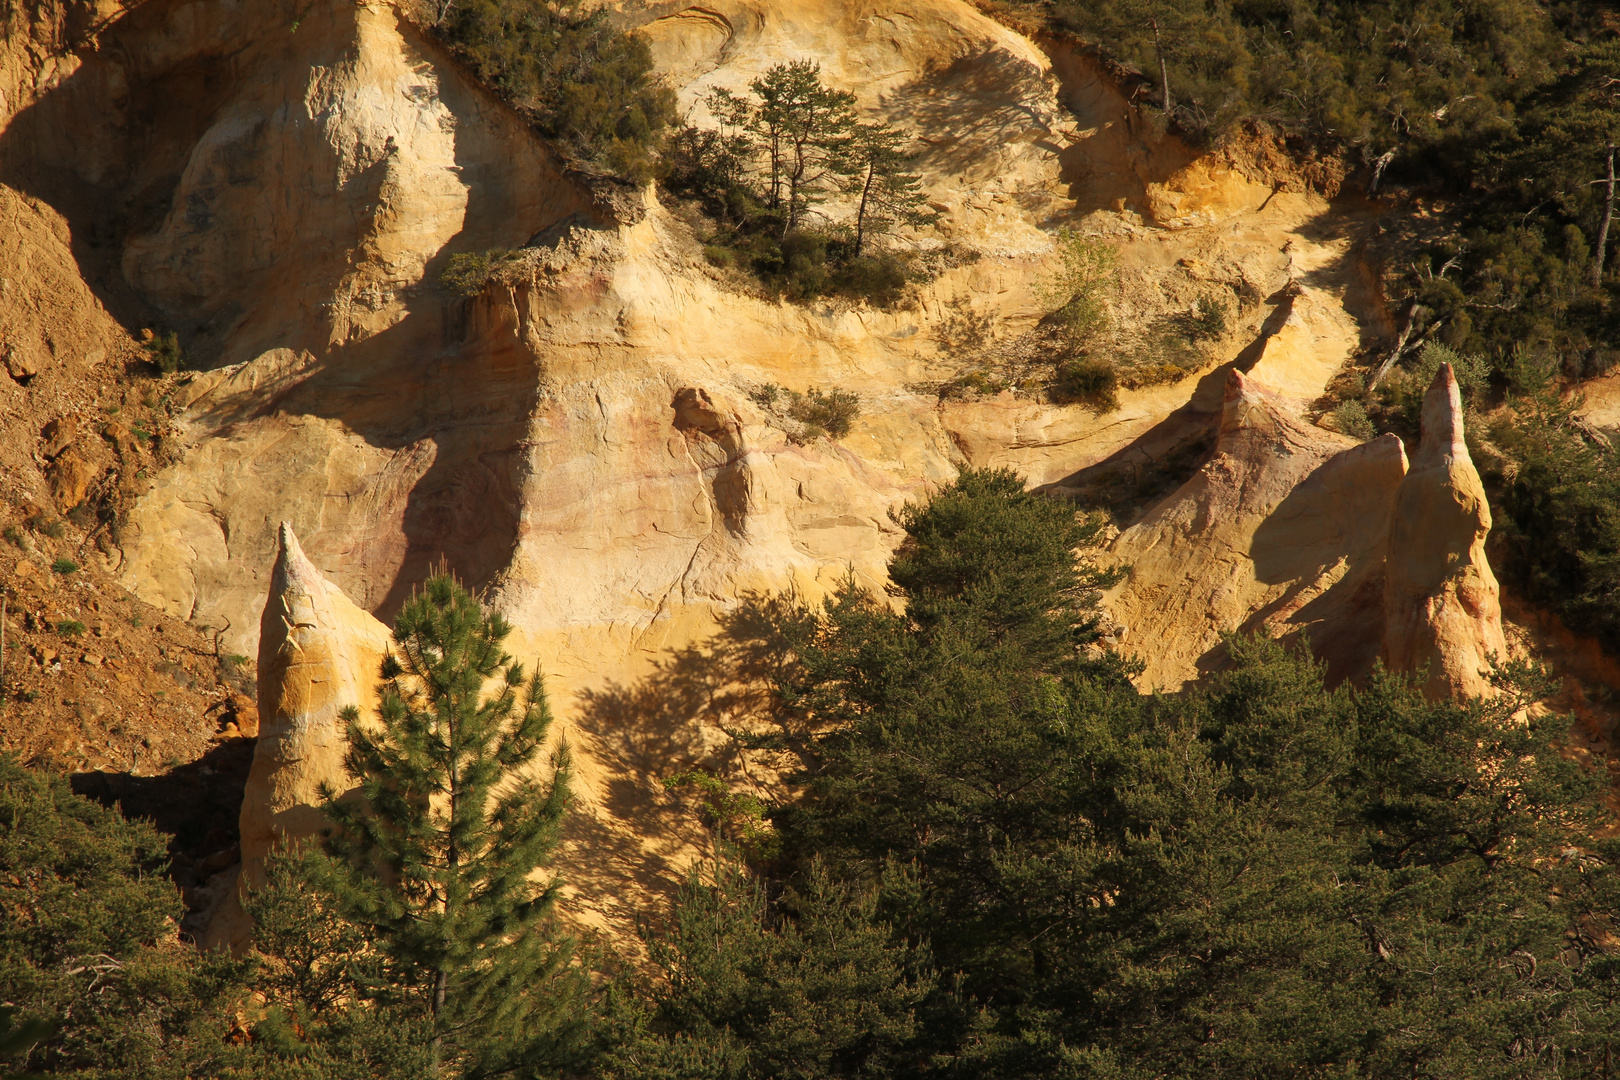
[
  {"x1": 1105, "y1": 370, "x2": 1408, "y2": 690},
  {"x1": 240, "y1": 522, "x2": 391, "y2": 887},
  {"x1": 1384, "y1": 364, "x2": 1508, "y2": 699}
]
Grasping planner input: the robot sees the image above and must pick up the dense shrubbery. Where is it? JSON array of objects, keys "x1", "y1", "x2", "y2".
[
  {"x1": 418, "y1": 0, "x2": 675, "y2": 180},
  {"x1": 1027, "y1": 0, "x2": 1564, "y2": 157},
  {"x1": 997, "y1": 2, "x2": 1617, "y2": 392},
  {"x1": 603, "y1": 467, "x2": 1620, "y2": 1078},
  {"x1": 1489, "y1": 384, "x2": 1620, "y2": 652}
]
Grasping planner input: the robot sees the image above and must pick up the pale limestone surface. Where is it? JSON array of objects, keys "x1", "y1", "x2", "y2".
[{"x1": 1383, "y1": 365, "x2": 1509, "y2": 699}]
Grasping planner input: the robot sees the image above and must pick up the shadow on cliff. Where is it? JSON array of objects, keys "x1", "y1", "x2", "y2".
[
  {"x1": 567, "y1": 594, "x2": 807, "y2": 920},
  {"x1": 71, "y1": 735, "x2": 255, "y2": 870}
]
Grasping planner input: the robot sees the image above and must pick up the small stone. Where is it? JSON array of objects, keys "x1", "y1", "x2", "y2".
[
  {"x1": 48, "y1": 449, "x2": 98, "y2": 510},
  {"x1": 40, "y1": 418, "x2": 75, "y2": 459},
  {"x1": 81, "y1": 653, "x2": 103, "y2": 667},
  {"x1": 2, "y1": 342, "x2": 37, "y2": 383}
]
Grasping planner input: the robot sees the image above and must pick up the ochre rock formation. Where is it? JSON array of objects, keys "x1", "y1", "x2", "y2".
[
  {"x1": 208, "y1": 522, "x2": 390, "y2": 947},
  {"x1": 1104, "y1": 370, "x2": 1408, "y2": 690},
  {"x1": 1383, "y1": 364, "x2": 1508, "y2": 699},
  {"x1": 0, "y1": 0, "x2": 1389, "y2": 940},
  {"x1": 230, "y1": 523, "x2": 391, "y2": 903}
]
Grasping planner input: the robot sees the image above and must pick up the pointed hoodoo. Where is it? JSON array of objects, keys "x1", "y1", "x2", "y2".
[
  {"x1": 209, "y1": 523, "x2": 392, "y2": 948},
  {"x1": 1383, "y1": 364, "x2": 1509, "y2": 699}
]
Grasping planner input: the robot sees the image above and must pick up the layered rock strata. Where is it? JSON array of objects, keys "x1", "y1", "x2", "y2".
[{"x1": 1383, "y1": 364, "x2": 1508, "y2": 699}]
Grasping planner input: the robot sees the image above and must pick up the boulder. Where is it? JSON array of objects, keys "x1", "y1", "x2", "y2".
[
  {"x1": 1383, "y1": 363, "x2": 1508, "y2": 699},
  {"x1": 47, "y1": 447, "x2": 97, "y2": 510}
]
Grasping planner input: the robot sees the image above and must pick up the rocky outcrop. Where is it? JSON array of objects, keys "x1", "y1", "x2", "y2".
[
  {"x1": 238, "y1": 522, "x2": 391, "y2": 886},
  {"x1": 1105, "y1": 362, "x2": 1510, "y2": 698},
  {"x1": 1383, "y1": 364, "x2": 1508, "y2": 699},
  {"x1": 1104, "y1": 370, "x2": 1408, "y2": 690}
]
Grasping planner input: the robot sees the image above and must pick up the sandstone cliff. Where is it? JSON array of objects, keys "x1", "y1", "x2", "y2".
[{"x1": 1103, "y1": 370, "x2": 1407, "y2": 690}]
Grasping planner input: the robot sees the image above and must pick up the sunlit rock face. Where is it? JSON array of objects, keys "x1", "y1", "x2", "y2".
[
  {"x1": 1383, "y1": 364, "x2": 1508, "y2": 700},
  {"x1": 209, "y1": 522, "x2": 391, "y2": 950},
  {"x1": 4, "y1": 0, "x2": 1442, "y2": 940},
  {"x1": 1104, "y1": 369, "x2": 1408, "y2": 691}
]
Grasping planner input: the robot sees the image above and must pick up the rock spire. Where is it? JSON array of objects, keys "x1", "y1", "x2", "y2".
[{"x1": 1383, "y1": 363, "x2": 1508, "y2": 699}]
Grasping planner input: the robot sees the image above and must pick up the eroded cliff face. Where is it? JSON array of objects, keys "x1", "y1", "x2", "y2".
[
  {"x1": 1104, "y1": 370, "x2": 1408, "y2": 691},
  {"x1": 1, "y1": 0, "x2": 1469, "y2": 937}
]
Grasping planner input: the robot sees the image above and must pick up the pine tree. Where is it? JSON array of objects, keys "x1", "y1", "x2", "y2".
[
  {"x1": 747, "y1": 61, "x2": 857, "y2": 232},
  {"x1": 838, "y1": 123, "x2": 937, "y2": 257},
  {"x1": 602, "y1": 857, "x2": 932, "y2": 1080},
  {"x1": 321, "y1": 573, "x2": 584, "y2": 1080},
  {"x1": 0, "y1": 754, "x2": 247, "y2": 1078}
]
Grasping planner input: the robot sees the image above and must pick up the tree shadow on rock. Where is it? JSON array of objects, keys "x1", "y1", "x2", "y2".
[{"x1": 565, "y1": 593, "x2": 815, "y2": 922}]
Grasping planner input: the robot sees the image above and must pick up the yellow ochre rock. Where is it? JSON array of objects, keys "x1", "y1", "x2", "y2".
[
  {"x1": 1383, "y1": 363, "x2": 1508, "y2": 700},
  {"x1": 1105, "y1": 369, "x2": 1407, "y2": 691},
  {"x1": 241, "y1": 521, "x2": 391, "y2": 879}
]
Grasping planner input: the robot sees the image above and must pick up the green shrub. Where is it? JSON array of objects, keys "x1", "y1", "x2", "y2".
[
  {"x1": 1053, "y1": 355, "x2": 1120, "y2": 411},
  {"x1": 787, "y1": 387, "x2": 861, "y2": 439},
  {"x1": 0, "y1": 755, "x2": 247, "y2": 1075},
  {"x1": 1180, "y1": 295, "x2": 1228, "y2": 342},
  {"x1": 430, "y1": 0, "x2": 675, "y2": 180},
  {"x1": 50, "y1": 558, "x2": 78, "y2": 576},
  {"x1": 1330, "y1": 399, "x2": 1377, "y2": 441},
  {"x1": 142, "y1": 330, "x2": 186, "y2": 374},
  {"x1": 2, "y1": 525, "x2": 24, "y2": 549},
  {"x1": 828, "y1": 254, "x2": 910, "y2": 306},
  {"x1": 55, "y1": 620, "x2": 85, "y2": 637},
  {"x1": 668, "y1": 62, "x2": 933, "y2": 308},
  {"x1": 439, "y1": 251, "x2": 501, "y2": 297},
  {"x1": 1038, "y1": 228, "x2": 1116, "y2": 336},
  {"x1": 938, "y1": 368, "x2": 1012, "y2": 400},
  {"x1": 1491, "y1": 390, "x2": 1620, "y2": 651},
  {"x1": 1370, "y1": 341, "x2": 1489, "y2": 439}
]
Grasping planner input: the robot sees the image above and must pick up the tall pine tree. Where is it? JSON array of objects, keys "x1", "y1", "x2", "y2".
[{"x1": 321, "y1": 573, "x2": 584, "y2": 1080}]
